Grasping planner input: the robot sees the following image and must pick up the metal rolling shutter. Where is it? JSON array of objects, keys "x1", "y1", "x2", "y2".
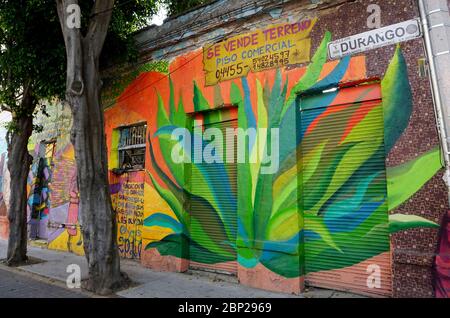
[
  {"x1": 189, "y1": 118, "x2": 238, "y2": 275},
  {"x1": 301, "y1": 85, "x2": 391, "y2": 297}
]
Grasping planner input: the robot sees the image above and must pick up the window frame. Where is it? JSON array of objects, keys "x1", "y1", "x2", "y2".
[{"x1": 117, "y1": 122, "x2": 147, "y2": 172}]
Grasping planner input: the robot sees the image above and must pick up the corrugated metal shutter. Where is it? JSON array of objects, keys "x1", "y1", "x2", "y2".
[
  {"x1": 301, "y1": 84, "x2": 391, "y2": 297},
  {"x1": 189, "y1": 118, "x2": 238, "y2": 275}
]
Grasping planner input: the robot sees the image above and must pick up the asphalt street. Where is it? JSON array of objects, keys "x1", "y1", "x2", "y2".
[{"x1": 0, "y1": 267, "x2": 88, "y2": 298}]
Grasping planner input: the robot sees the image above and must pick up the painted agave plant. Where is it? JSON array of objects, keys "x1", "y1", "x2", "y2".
[{"x1": 143, "y1": 32, "x2": 441, "y2": 277}]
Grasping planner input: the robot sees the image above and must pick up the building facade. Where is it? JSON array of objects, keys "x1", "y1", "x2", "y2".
[
  {"x1": 102, "y1": 0, "x2": 450, "y2": 297},
  {"x1": 0, "y1": 0, "x2": 448, "y2": 298},
  {"x1": 0, "y1": 112, "x2": 11, "y2": 240},
  {"x1": 25, "y1": 104, "x2": 83, "y2": 255}
]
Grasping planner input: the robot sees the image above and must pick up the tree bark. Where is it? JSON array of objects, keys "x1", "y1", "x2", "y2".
[
  {"x1": 56, "y1": 0, "x2": 128, "y2": 295},
  {"x1": 6, "y1": 91, "x2": 34, "y2": 266}
]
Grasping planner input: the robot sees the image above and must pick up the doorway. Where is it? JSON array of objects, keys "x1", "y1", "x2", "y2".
[
  {"x1": 299, "y1": 83, "x2": 392, "y2": 296},
  {"x1": 188, "y1": 107, "x2": 238, "y2": 275}
]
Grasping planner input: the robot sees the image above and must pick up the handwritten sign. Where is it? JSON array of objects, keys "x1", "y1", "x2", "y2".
[
  {"x1": 203, "y1": 18, "x2": 317, "y2": 86},
  {"x1": 115, "y1": 181, "x2": 144, "y2": 259}
]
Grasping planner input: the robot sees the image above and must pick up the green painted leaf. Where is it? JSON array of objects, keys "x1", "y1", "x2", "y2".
[
  {"x1": 147, "y1": 171, "x2": 186, "y2": 226},
  {"x1": 143, "y1": 213, "x2": 183, "y2": 234},
  {"x1": 389, "y1": 214, "x2": 439, "y2": 233},
  {"x1": 156, "y1": 92, "x2": 170, "y2": 128},
  {"x1": 193, "y1": 80, "x2": 210, "y2": 112},
  {"x1": 169, "y1": 76, "x2": 176, "y2": 123},
  {"x1": 250, "y1": 79, "x2": 268, "y2": 203},
  {"x1": 308, "y1": 106, "x2": 384, "y2": 215},
  {"x1": 157, "y1": 134, "x2": 185, "y2": 187},
  {"x1": 266, "y1": 207, "x2": 302, "y2": 241},
  {"x1": 281, "y1": 31, "x2": 331, "y2": 118},
  {"x1": 305, "y1": 216, "x2": 342, "y2": 252},
  {"x1": 145, "y1": 233, "x2": 189, "y2": 260},
  {"x1": 382, "y1": 45, "x2": 413, "y2": 152},
  {"x1": 155, "y1": 91, "x2": 185, "y2": 185},
  {"x1": 231, "y1": 81, "x2": 255, "y2": 243},
  {"x1": 173, "y1": 94, "x2": 187, "y2": 128},
  {"x1": 303, "y1": 142, "x2": 357, "y2": 213},
  {"x1": 387, "y1": 146, "x2": 443, "y2": 210}
]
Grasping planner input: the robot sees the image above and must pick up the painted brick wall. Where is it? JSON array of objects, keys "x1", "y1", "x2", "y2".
[{"x1": 99, "y1": 0, "x2": 450, "y2": 297}]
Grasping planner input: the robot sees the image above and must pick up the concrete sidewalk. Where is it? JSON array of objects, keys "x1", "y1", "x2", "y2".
[{"x1": 0, "y1": 239, "x2": 363, "y2": 298}]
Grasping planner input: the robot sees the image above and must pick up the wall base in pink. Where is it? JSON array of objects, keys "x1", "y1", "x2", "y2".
[
  {"x1": 0, "y1": 216, "x2": 9, "y2": 240},
  {"x1": 141, "y1": 248, "x2": 188, "y2": 272},
  {"x1": 238, "y1": 264, "x2": 304, "y2": 295}
]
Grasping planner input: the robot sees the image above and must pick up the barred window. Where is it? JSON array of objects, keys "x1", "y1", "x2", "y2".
[{"x1": 118, "y1": 123, "x2": 147, "y2": 171}]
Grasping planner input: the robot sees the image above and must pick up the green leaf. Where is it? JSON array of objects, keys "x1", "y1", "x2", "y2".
[
  {"x1": 231, "y1": 81, "x2": 255, "y2": 243},
  {"x1": 143, "y1": 213, "x2": 183, "y2": 234},
  {"x1": 156, "y1": 92, "x2": 171, "y2": 128},
  {"x1": 145, "y1": 233, "x2": 189, "y2": 260},
  {"x1": 169, "y1": 76, "x2": 177, "y2": 122},
  {"x1": 387, "y1": 147, "x2": 443, "y2": 211},
  {"x1": 281, "y1": 31, "x2": 332, "y2": 117},
  {"x1": 305, "y1": 216, "x2": 342, "y2": 252},
  {"x1": 147, "y1": 171, "x2": 186, "y2": 227},
  {"x1": 389, "y1": 214, "x2": 439, "y2": 233},
  {"x1": 382, "y1": 45, "x2": 413, "y2": 152},
  {"x1": 266, "y1": 207, "x2": 302, "y2": 241},
  {"x1": 193, "y1": 80, "x2": 210, "y2": 112}
]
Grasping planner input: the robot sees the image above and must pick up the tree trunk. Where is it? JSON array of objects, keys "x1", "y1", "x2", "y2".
[
  {"x1": 56, "y1": 0, "x2": 128, "y2": 295},
  {"x1": 70, "y1": 42, "x2": 128, "y2": 295},
  {"x1": 6, "y1": 96, "x2": 34, "y2": 266}
]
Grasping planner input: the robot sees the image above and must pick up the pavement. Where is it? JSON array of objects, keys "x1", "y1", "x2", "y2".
[{"x1": 0, "y1": 239, "x2": 364, "y2": 298}]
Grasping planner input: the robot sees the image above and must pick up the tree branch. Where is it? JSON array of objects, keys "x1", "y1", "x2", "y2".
[
  {"x1": 86, "y1": 0, "x2": 115, "y2": 59},
  {"x1": 21, "y1": 79, "x2": 32, "y2": 107},
  {"x1": 56, "y1": 0, "x2": 84, "y2": 97}
]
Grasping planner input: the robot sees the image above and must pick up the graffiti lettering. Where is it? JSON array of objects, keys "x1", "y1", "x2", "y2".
[{"x1": 114, "y1": 180, "x2": 144, "y2": 259}]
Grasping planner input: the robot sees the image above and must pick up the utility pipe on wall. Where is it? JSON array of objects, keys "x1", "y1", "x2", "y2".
[{"x1": 418, "y1": 0, "x2": 450, "y2": 202}]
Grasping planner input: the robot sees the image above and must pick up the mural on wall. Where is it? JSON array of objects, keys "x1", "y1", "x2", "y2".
[
  {"x1": 102, "y1": 61, "x2": 169, "y2": 109},
  {"x1": 104, "y1": 61, "x2": 173, "y2": 260},
  {"x1": 0, "y1": 153, "x2": 8, "y2": 240},
  {"x1": 102, "y1": 16, "x2": 448, "y2": 295},
  {"x1": 111, "y1": 171, "x2": 145, "y2": 259},
  {"x1": 27, "y1": 105, "x2": 84, "y2": 255},
  {"x1": 28, "y1": 143, "x2": 53, "y2": 240},
  {"x1": 0, "y1": 112, "x2": 11, "y2": 240}
]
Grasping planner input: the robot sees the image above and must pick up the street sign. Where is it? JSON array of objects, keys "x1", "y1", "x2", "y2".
[{"x1": 328, "y1": 19, "x2": 422, "y2": 60}]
